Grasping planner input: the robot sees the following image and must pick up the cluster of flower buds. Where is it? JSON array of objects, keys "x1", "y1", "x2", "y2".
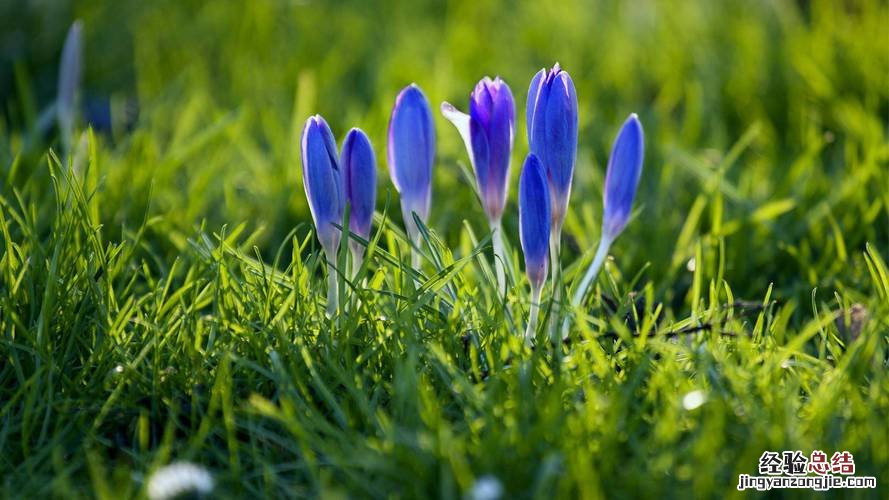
[
  {"x1": 300, "y1": 64, "x2": 644, "y2": 341},
  {"x1": 301, "y1": 115, "x2": 377, "y2": 315}
]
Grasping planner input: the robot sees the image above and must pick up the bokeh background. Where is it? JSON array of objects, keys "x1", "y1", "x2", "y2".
[{"x1": 1, "y1": 0, "x2": 888, "y2": 496}]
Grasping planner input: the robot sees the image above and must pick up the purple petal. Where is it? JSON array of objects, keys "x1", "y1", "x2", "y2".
[
  {"x1": 471, "y1": 78, "x2": 495, "y2": 126},
  {"x1": 301, "y1": 115, "x2": 344, "y2": 253},
  {"x1": 387, "y1": 84, "x2": 435, "y2": 221},
  {"x1": 602, "y1": 114, "x2": 644, "y2": 239},
  {"x1": 469, "y1": 114, "x2": 491, "y2": 203},
  {"x1": 542, "y1": 71, "x2": 578, "y2": 205},
  {"x1": 519, "y1": 154, "x2": 551, "y2": 289},
  {"x1": 471, "y1": 77, "x2": 515, "y2": 222},
  {"x1": 527, "y1": 64, "x2": 578, "y2": 229},
  {"x1": 525, "y1": 68, "x2": 545, "y2": 143},
  {"x1": 341, "y1": 128, "x2": 377, "y2": 240}
]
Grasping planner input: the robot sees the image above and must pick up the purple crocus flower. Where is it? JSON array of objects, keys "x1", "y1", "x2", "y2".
[
  {"x1": 567, "y1": 113, "x2": 645, "y2": 337},
  {"x1": 526, "y1": 63, "x2": 578, "y2": 237},
  {"x1": 519, "y1": 154, "x2": 551, "y2": 344},
  {"x1": 341, "y1": 127, "x2": 377, "y2": 270},
  {"x1": 441, "y1": 76, "x2": 515, "y2": 292},
  {"x1": 301, "y1": 114, "x2": 346, "y2": 315},
  {"x1": 388, "y1": 84, "x2": 435, "y2": 259},
  {"x1": 441, "y1": 77, "x2": 515, "y2": 223},
  {"x1": 301, "y1": 115, "x2": 344, "y2": 258},
  {"x1": 602, "y1": 114, "x2": 645, "y2": 241}
]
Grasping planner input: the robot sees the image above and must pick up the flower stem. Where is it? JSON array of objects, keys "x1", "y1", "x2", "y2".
[
  {"x1": 491, "y1": 221, "x2": 506, "y2": 297},
  {"x1": 325, "y1": 248, "x2": 339, "y2": 318},
  {"x1": 349, "y1": 242, "x2": 364, "y2": 281},
  {"x1": 326, "y1": 263, "x2": 338, "y2": 317},
  {"x1": 402, "y1": 205, "x2": 422, "y2": 277},
  {"x1": 547, "y1": 225, "x2": 562, "y2": 341},
  {"x1": 562, "y1": 236, "x2": 612, "y2": 339},
  {"x1": 524, "y1": 285, "x2": 542, "y2": 346},
  {"x1": 411, "y1": 247, "x2": 421, "y2": 271}
]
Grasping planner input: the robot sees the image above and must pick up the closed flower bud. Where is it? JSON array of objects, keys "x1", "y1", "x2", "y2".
[
  {"x1": 388, "y1": 84, "x2": 435, "y2": 243},
  {"x1": 301, "y1": 115, "x2": 344, "y2": 257},
  {"x1": 602, "y1": 113, "x2": 644, "y2": 240},
  {"x1": 519, "y1": 154, "x2": 551, "y2": 290},
  {"x1": 341, "y1": 128, "x2": 377, "y2": 242},
  {"x1": 567, "y1": 113, "x2": 645, "y2": 332},
  {"x1": 526, "y1": 63, "x2": 578, "y2": 233}
]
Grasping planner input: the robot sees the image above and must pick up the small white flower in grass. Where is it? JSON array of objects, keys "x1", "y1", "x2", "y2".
[
  {"x1": 469, "y1": 475, "x2": 503, "y2": 500},
  {"x1": 682, "y1": 390, "x2": 706, "y2": 410},
  {"x1": 686, "y1": 257, "x2": 696, "y2": 272},
  {"x1": 114, "y1": 364, "x2": 124, "y2": 374},
  {"x1": 147, "y1": 462, "x2": 213, "y2": 500}
]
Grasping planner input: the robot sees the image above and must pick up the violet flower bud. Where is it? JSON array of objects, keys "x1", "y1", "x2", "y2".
[
  {"x1": 527, "y1": 63, "x2": 578, "y2": 234},
  {"x1": 519, "y1": 154, "x2": 551, "y2": 290},
  {"x1": 301, "y1": 115, "x2": 344, "y2": 257},
  {"x1": 602, "y1": 113, "x2": 644, "y2": 241},
  {"x1": 441, "y1": 76, "x2": 515, "y2": 223},
  {"x1": 341, "y1": 128, "x2": 377, "y2": 241},
  {"x1": 388, "y1": 84, "x2": 435, "y2": 245}
]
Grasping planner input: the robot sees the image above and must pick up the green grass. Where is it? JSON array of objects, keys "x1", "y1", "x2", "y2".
[{"x1": 1, "y1": 0, "x2": 888, "y2": 498}]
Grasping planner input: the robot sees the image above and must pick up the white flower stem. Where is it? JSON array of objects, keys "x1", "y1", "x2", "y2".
[
  {"x1": 572, "y1": 237, "x2": 612, "y2": 307},
  {"x1": 410, "y1": 246, "x2": 421, "y2": 271},
  {"x1": 562, "y1": 236, "x2": 612, "y2": 339},
  {"x1": 349, "y1": 242, "x2": 364, "y2": 281},
  {"x1": 409, "y1": 231, "x2": 422, "y2": 288},
  {"x1": 349, "y1": 242, "x2": 366, "y2": 311},
  {"x1": 491, "y1": 220, "x2": 506, "y2": 297},
  {"x1": 325, "y1": 249, "x2": 339, "y2": 318},
  {"x1": 524, "y1": 284, "x2": 543, "y2": 346},
  {"x1": 547, "y1": 225, "x2": 562, "y2": 340},
  {"x1": 402, "y1": 205, "x2": 423, "y2": 277}
]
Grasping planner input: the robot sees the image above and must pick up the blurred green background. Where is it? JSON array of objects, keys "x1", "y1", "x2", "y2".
[{"x1": 3, "y1": 0, "x2": 886, "y2": 308}]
